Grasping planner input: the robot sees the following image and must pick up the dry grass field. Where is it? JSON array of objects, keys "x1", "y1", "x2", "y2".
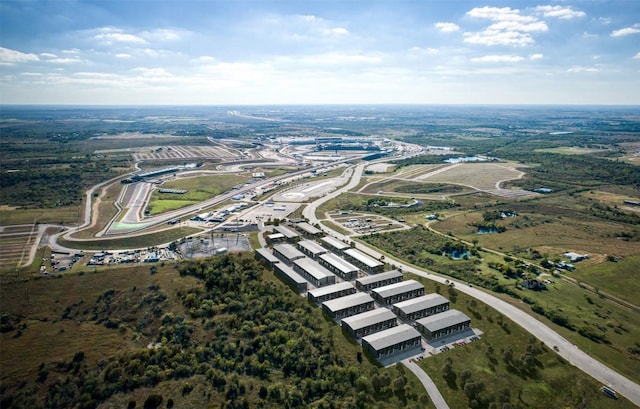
[{"x1": 0, "y1": 225, "x2": 39, "y2": 269}]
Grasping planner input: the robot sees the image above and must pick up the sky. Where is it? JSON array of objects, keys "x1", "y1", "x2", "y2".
[{"x1": 1, "y1": 0, "x2": 639, "y2": 105}]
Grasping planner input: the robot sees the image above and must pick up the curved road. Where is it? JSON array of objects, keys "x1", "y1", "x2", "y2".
[{"x1": 303, "y1": 163, "x2": 640, "y2": 407}]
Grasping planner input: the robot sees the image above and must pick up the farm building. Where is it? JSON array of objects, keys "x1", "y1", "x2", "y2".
[
  {"x1": 308, "y1": 282, "x2": 356, "y2": 304},
  {"x1": 343, "y1": 248, "x2": 384, "y2": 274},
  {"x1": 318, "y1": 253, "x2": 360, "y2": 280},
  {"x1": 371, "y1": 280, "x2": 424, "y2": 305},
  {"x1": 356, "y1": 269, "x2": 403, "y2": 292},
  {"x1": 416, "y1": 309, "x2": 471, "y2": 341},
  {"x1": 320, "y1": 236, "x2": 351, "y2": 254},
  {"x1": 254, "y1": 248, "x2": 280, "y2": 268},
  {"x1": 292, "y1": 257, "x2": 336, "y2": 288},
  {"x1": 321, "y1": 293, "x2": 375, "y2": 321},
  {"x1": 273, "y1": 225, "x2": 300, "y2": 242},
  {"x1": 362, "y1": 324, "x2": 422, "y2": 364},
  {"x1": 294, "y1": 222, "x2": 323, "y2": 238},
  {"x1": 272, "y1": 243, "x2": 306, "y2": 264},
  {"x1": 392, "y1": 294, "x2": 449, "y2": 321},
  {"x1": 273, "y1": 263, "x2": 308, "y2": 293},
  {"x1": 297, "y1": 240, "x2": 328, "y2": 259},
  {"x1": 342, "y1": 308, "x2": 398, "y2": 340}
]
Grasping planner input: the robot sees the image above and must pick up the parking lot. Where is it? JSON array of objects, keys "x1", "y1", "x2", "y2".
[{"x1": 327, "y1": 212, "x2": 406, "y2": 235}]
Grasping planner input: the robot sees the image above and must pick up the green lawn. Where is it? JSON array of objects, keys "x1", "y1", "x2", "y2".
[{"x1": 147, "y1": 174, "x2": 250, "y2": 215}]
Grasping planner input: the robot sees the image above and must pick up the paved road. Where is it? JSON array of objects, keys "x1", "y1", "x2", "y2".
[
  {"x1": 303, "y1": 162, "x2": 640, "y2": 408},
  {"x1": 403, "y1": 359, "x2": 450, "y2": 409}
]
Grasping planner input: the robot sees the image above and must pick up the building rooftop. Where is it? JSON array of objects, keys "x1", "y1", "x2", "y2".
[
  {"x1": 273, "y1": 225, "x2": 300, "y2": 239},
  {"x1": 344, "y1": 248, "x2": 384, "y2": 268},
  {"x1": 254, "y1": 248, "x2": 280, "y2": 264},
  {"x1": 296, "y1": 222, "x2": 322, "y2": 236},
  {"x1": 298, "y1": 240, "x2": 327, "y2": 256},
  {"x1": 373, "y1": 279, "x2": 424, "y2": 299},
  {"x1": 273, "y1": 243, "x2": 305, "y2": 261},
  {"x1": 342, "y1": 308, "x2": 397, "y2": 330},
  {"x1": 362, "y1": 324, "x2": 421, "y2": 350},
  {"x1": 273, "y1": 263, "x2": 307, "y2": 286},
  {"x1": 393, "y1": 294, "x2": 449, "y2": 314},
  {"x1": 319, "y1": 253, "x2": 359, "y2": 275},
  {"x1": 322, "y1": 292, "x2": 374, "y2": 313},
  {"x1": 293, "y1": 258, "x2": 336, "y2": 281},
  {"x1": 267, "y1": 233, "x2": 285, "y2": 240},
  {"x1": 356, "y1": 269, "x2": 402, "y2": 286},
  {"x1": 416, "y1": 309, "x2": 470, "y2": 332},
  {"x1": 308, "y1": 282, "x2": 355, "y2": 299},
  {"x1": 320, "y1": 235, "x2": 350, "y2": 251}
]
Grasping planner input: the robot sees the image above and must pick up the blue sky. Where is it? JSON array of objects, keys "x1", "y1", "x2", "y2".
[{"x1": 1, "y1": 0, "x2": 639, "y2": 105}]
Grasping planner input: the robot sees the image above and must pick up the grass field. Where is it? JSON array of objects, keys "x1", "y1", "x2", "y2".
[
  {"x1": 410, "y1": 273, "x2": 638, "y2": 409},
  {"x1": 0, "y1": 206, "x2": 80, "y2": 226},
  {"x1": 534, "y1": 146, "x2": 604, "y2": 155},
  {"x1": 147, "y1": 174, "x2": 250, "y2": 215}
]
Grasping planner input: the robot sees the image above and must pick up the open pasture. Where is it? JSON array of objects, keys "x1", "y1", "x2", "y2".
[{"x1": 534, "y1": 146, "x2": 604, "y2": 155}]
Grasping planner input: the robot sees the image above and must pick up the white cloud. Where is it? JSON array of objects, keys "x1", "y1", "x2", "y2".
[
  {"x1": 0, "y1": 47, "x2": 39, "y2": 65},
  {"x1": 567, "y1": 66, "x2": 600, "y2": 73},
  {"x1": 62, "y1": 49, "x2": 80, "y2": 54},
  {"x1": 582, "y1": 32, "x2": 598, "y2": 39},
  {"x1": 599, "y1": 17, "x2": 612, "y2": 25},
  {"x1": 471, "y1": 55, "x2": 525, "y2": 63},
  {"x1": 466, "y1": 7, "x2": 535, "y2": 23},
  {"x1": 114, "y1": 53, "x2": 131, "y2": 59},
  {"x1": 408, "y1": 46, "x2": 439, "y2": 56},
  {"x1": 464, "y1": 30, "x2": 536, "y2": 46},
  {"x1": 40, "y1": 53, "x2": 58, "y2": 58},
  {"x1": 192, "y1": 56, "x2": 216, "y2": 63},
  {"x1": 47, "y1": 57, "x2": 81, "y2": 64},
  {"x1": 633, "y1": 52, "x2": 640, "y2": 59},
  {"x1": 464, "y1": 6, "x2": 547, "y2": 46},
  {"x1": 535, "y1": 5, "x2": 586, "y2": 20},
  {"x1": 434, "y1": 22, "x2": 460, "y2": 33},
  {"x1": 529, "y1": 53, "x2": 544, "y2": 60},
  {"x1": 296, "y1": 52, "x2": 383, "y2": 66},
  {"x1": 94, "y1": 27, "x2": 147, "y2": 45},
  {"x1": 611, "y1": 27, "x2": 640, "y2": 37},
  {"x1": 141, "y1": 28, "x2": 182, "y2": 41}
]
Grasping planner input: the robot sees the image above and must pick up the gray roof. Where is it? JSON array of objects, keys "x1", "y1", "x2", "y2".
[
  {"x1": 319, "y1": 253, "x2": 359, "y2": 275},
  {"x1": 254, "y1": 248, "x2": 280, "y2": 263},
  {"x1": 273, "y1": 243, "x2": 305, "y2": 261},
  {"x1": 296, "y1": 222, "x2": 322, "y2": 235},
  {"x1": 308, "y1": 282, "x2": 354, "y2": 299},
  {"x1": 393, "y1": 293, "x2": 449, "y2": 314},
  {"x1": 416, "y1": 309, "x2": 471, "y2": 332},
  {"x1": 322, "y1": 292, "x2": 374, "y2": 313},
  {"x1": 273, "y1": 225, "x2": 300, "y2": 239},
  {"x1": 373, "y1": 279, "x2": 424, "y2": 299},
  {"x1": 293, "y1": 258, "x2": 335, "y2": 281},
  {"x1": 362, "y1": 324, "x2": 421, "y2": 351},
  {"x1": 320, "y1": 235, "x2": 350, "y2": 250},
  {"x1": 356, "y1": 269, "x2": 402, "y2": 286},
  {"x1": 273, "y1": 263, "x2": 307, "y2": 286},
  {"x1": 342, "y1": 308, "x2": 397, "y2": 331},
  {"x1": 298, "y1": 240, "x2": 327, "y2": 256},
  {"x1": 344, "y1": 248, "x2": 384, "y2": 268}
]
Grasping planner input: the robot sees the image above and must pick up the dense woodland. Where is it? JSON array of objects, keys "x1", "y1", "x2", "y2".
[{"x1": 1, "y1": 255, "x2": 424, "y2": 409}]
